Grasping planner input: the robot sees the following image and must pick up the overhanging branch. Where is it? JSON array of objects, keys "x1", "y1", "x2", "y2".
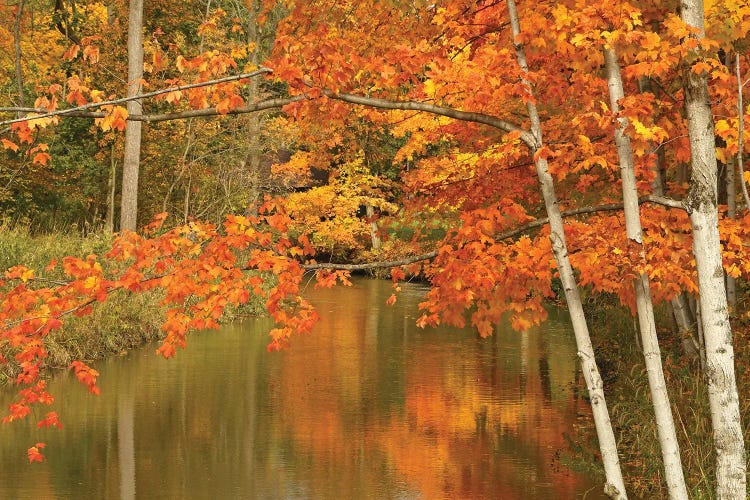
[
  {"x1": 322, "y1": 90, "x2": 535, "y2": 148},
  {"x1": 0, "y1": 68, "x2": 273, "y2": 127},
  {"x1": 301, "y1": 195, "x2": 685, "y2": 271},
  {"x1": 8, "y1": 96, "x2": 305, "y2": 123}
]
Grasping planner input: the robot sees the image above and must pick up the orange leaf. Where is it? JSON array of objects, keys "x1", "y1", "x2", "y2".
[
  {"x1": 1, "y1": 138, "x2": 19, "y2": 152},
  {"x1": 27, "y1": 443, "x2": 46, "y2": 463},
  {"x1": 32, "y1": 152, "x2": 51, "y2": 166},
  {"x1": 62, "y1": 44, "x2": 80, "y2": 61}
]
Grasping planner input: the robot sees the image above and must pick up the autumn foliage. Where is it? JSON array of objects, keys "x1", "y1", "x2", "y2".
[{"x1": 1, "y1": 0, "x2": 750, "y2": 483}]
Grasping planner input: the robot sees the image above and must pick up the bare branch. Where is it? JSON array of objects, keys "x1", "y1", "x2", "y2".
[
  {"x1": 0, "y1": 68, "x2": 273, "y2": 128},
  {"x1": 2, "y1": 96, "x2": 303, "y2": 123},
  {"x1": 131, "y1": 96, "x2": 304, "y2": 122},
  {"x1": 321, "y1": 90, "x2": 535, "y2": 148},
  {"x1": 302, "y1": 251, "x2": 438, "y2": 271}
]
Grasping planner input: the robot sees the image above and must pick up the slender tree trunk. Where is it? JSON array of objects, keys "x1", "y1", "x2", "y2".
[
  {"x1": 640, "y1": 78, "x2": 696, "y2": 357},
  {"x1": 184, "y1": 173, "x2": 191, "y2": 223},
  {"x1": 604, "y1": 47, "x2": 688, "y2": 499},
  {"x1": 12, "y1": 0, "x2": 25, "y2": 111},
  {"x1": 696, "y1": 297, "x2": 707, "y2": 371},
  {"x1": 672, "y1": 292, "x2": 700, "y2": 358},
  {"x1": 736, "y1": 53, "x2": 750, "y2": 212},
  {"x1": 105, "y1": 143, "x2": 117, "y2": 233},
  {"x1": 681, "y1": 2, "x2": 747, "y2": 497},
  {"x1": 120, "y1": 0, "x2": 144, "y2": 232},
  {"x1": 507, "y1": 2, "x2": 627, "y2": 497},
  {"x1": 726, "y1": 151, "x2": 737, "y2": 310},
  {"x1": 244, "y1": 0, "x2": 265, "y2": 213}
]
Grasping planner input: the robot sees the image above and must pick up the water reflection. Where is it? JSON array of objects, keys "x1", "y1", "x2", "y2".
[{"x1": 0, "y1": 279, "x2": 606, "y2": 499}]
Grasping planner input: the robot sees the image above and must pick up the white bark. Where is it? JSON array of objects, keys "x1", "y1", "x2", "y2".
[
  {"x1": 507, "y1": 1, "x2": 627, "y2": 497},
  {"x1": 120, "y1": 0, "x2": 144, "y2": 232},
  {"x1": 681, "y1": 1, "x2": 747, "y2": 497},
  {"x1": 604, "y1": 47, "x2": 688, "y2": 499}
]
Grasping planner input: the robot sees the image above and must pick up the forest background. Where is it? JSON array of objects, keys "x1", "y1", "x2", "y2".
[{"x1": 2, "y1": 0, "x2": 750, "y2": 498}]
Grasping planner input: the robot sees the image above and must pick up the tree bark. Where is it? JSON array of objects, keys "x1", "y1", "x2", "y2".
[
  {"x1": 120, "y1": 0, "x2": 144, "y2": 232},
  {"x1": 506, "y1": 1, "x2": 627, "y2": 497},
  {"x1": 736, "y1": 53, "x2": 750, "y2": 213},
  {"x1": 105, "y1": 142, "x2": 117, "y2": 233},
  {"x1": 726, "y1": 142, "x2": 737, "y2": 310},
  {"x1": 681, "y1": 1, "x2": 747, "y2": 497},
  {"x1": 604, "y1": 47, "x2": 688, "y2": 499},
  {"x1": 12, "y1": 0, "x2": 25, "y2": 111}
]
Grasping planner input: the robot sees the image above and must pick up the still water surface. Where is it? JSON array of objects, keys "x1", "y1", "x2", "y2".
[{"x1": 0, "y1": 279, "x2": 606, "y2": 499}]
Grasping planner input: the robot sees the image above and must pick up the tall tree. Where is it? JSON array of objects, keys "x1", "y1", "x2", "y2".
[
  {"x1": 681, "y1": 0, "x2": 746, "y2": 497},
  {"x1": 604, "y1": 45, "x2": 688, "y2": 499},
  {"x1": 506, "y1": 1, "x2": 627, "y2": 495}
]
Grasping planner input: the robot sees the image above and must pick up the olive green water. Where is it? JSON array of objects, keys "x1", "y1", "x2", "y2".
[{"x1": 0, "y1": 279, "x2": 606, "y2": 499}]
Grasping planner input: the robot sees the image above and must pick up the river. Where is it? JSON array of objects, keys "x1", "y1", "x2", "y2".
[{"x1": 0, "y1": 278, "x2": 606, "y2": 499}]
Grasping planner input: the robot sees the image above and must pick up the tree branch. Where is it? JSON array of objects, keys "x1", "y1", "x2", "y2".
[
  {"x1": 301, "y1": 195, "x2": 686, "y2": 271},
  {"x1": 302, "y1": 251, "x2": 439, "y2": 271},
  {"x1": 321, "y1": 90, "x2": 535, "y2": 148},
  {"x1": 4, "y1": 96, "x2": 306, "y2": 123},
  {"x1": 0, "y1": 68, "x2": 274, "y2": 128}
]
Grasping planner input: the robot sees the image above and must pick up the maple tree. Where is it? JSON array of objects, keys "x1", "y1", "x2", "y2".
[{"x1": 2, "y1": 0, "x2": 750, "y2": 498}]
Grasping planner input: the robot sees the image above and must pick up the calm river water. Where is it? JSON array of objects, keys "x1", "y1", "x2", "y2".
[{"x1": 0, "y1": 278, "x2": 607, "y2": 499}]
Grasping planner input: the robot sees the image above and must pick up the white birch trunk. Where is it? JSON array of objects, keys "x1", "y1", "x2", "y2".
[
  {"x1": 604, "y1": 47, "x2": 688, "y2": 499},
  {"x1": 507, "y1": 1, "x2": 627, "y2": 497},
  {"x1": 681, "y1": 1, "x2": 747, "y2": 497},
  {"x1": 120, "y1": 0, "x2": 144, "y2": 232}
]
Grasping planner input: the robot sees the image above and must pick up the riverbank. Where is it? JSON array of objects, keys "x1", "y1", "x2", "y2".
[
  {"x1": 0, "y1": 229, "x2": 165, "y2": 384},
  {"x1": 0, "y1": 228, "x2": 264, "y2": 384}
]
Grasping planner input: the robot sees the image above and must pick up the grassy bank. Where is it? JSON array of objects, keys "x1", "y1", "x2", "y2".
[
  {"x1": 0, "y1": 228, "x2": 264, "y2": 385},
  {"x1": 0, "y1": 229, "x2": 165, "y2": 384},
  {"x1": 568, "y1": 294, "x2": 750, "y2": 499}
]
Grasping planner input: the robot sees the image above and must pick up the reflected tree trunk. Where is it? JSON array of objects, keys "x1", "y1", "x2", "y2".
[{"x1": 118, "y1": 391, "x2": 136, "y2": 500}]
